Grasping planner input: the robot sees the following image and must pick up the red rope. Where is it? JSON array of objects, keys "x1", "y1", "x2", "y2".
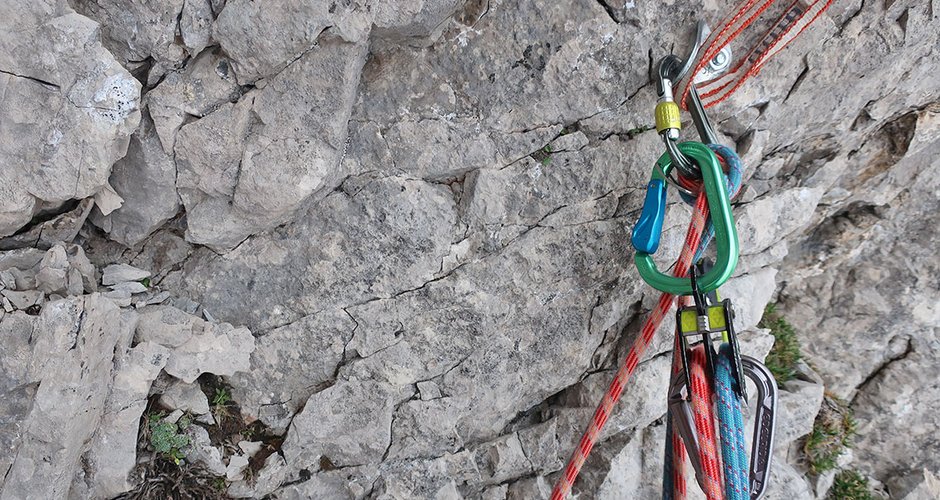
[
  {"x1": 677, "y1": 0, "x2": 834, "y2": 109},
  {"x1": 552, "y1": 3, "x2": 836, "y2": 493},
  {"x1": 551, "y1": 192, "x2": 710, "y2": 499},
  {"x1": 671, "y1": 427, "x2": 688, "y2": 499},
  {"x1": 689, "y1": 345, "x2": 724, "y2": 499}
]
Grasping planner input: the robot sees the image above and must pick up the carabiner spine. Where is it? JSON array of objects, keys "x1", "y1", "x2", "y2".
[{"x1": 743, "y1": 356, "x2": 778, "y2": 500}]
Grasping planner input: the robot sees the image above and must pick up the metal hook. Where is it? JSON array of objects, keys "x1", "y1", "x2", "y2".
[
  {"x1": 681, "y1": 21, "x2": 725, "y2": 146},
  {"x1": 673, "y1": 21, "x2": 711, "y2": 83},
  {"x1": 655, "y1": 56, "x2": 698, "y2": 180},
  {"x1": 664, "y1": 20, "x2": 731, "y2": 148}
]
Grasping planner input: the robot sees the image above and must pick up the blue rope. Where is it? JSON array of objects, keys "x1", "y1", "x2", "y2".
[
  {"x1": 715, "y1": 343, "x2": 750, "y2": 500},
  {"x1": 685, "y1": 143, "x2": 744, "y2": 263}
]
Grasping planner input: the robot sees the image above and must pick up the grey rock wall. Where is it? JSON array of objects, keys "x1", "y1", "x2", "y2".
[
  {"x1": 0, "y1": 0, "x2": 140, "y2": 237},
  {"x1": 0, "y1": 0, "x2": 938, "y2": 498}
]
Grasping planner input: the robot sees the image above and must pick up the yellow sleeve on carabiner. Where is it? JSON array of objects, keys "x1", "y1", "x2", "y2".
[{"x1": 655, "y1": 101, "x2": 681, "y2": 133}]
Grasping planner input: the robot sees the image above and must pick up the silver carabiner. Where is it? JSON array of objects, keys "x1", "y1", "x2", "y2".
[
  {"x1": 667, "y1": 356, "x2": 778, "y2": 500},
  {"x1": 743, "y1": 357, "x2": 777, "y2": 499},
  {"x1": 656, "y1": 55, "x2": 699, "y2": 180},
  {"x1": 655, "y1": 19, "x2": 731, "y2": 194},
  {"x1": 669, "y1": 20, "x2": 732, "y2": 148}
]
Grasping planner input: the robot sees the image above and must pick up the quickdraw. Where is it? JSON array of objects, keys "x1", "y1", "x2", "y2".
[
  {"x1": 631, "y1": 142, "x2": 738, "y2": 295},
  {"x1": 552, "y1": 2, "x2": 832, "y2": 496}
]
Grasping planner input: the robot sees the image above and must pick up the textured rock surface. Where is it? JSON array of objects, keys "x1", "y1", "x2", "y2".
[
  {"x1": 1, "y1": 296, "x2": 129, "y2": 499},
  {"x1": 0, "y1": 246, "x2": 255, "y2": 499},
  {"x1": 0, "y1": 0, "x2": 141, "y2": 238},
  {"x1": 0, "y1": 0, "x2": 938, "y2": 498},
  {"x1": 174, "y1": 37, "x2": 370, "y2": 250},
  {"x1": 73, "y1": 339, "x2": 170, "y2": 499},
  {"x1": 90, "y1": 111, "x2": 181, "y2": 246},
  {"x1": 71, "y1": 0, "x2": 188, "y2": 70}
]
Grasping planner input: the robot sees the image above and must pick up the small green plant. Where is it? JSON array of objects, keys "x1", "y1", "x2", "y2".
[
  {"x1": 211, "y1": 387, "x2": 233, "y2": 425},
  {"x1": 242, "y1": 426, "x2": 257, "y2": 440},
  {"x1": 212, "y1": 476, "x2": 228, "y2": 492},
  {"x1": 758, "y1": 304, "x2": 803, "y2": 384},
  {"x1": 531, "y1": 144, "x2": 553, "y2": 166},
  {"x1": 148, "y1": 413, "x2": 191, "y2": 465},
  {"x1": 211, "y1": 387, "x2": 231, "y2": 407},
  {"x1": 139, "y1": 277, "x2": 151, "y2": 288},
  {"x1": 804, "y1": 394, "x2": 856, "y2": 474},
  {"x1": 540, "y1": 144, "x2": 553, "y2": 166},
  {"x1": 828, "y1": 470, "x2": 874, "y2": 500},
  {"x1": 625, "y1": 124, "x2": 655, "y2": 138}
]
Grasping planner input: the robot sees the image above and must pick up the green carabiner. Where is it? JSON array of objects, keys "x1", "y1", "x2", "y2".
[{"x1": 632, "y1": 141, "x2": 738, "y2": 295}]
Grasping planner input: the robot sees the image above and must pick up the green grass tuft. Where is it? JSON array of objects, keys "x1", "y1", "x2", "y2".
[
  {"x1": 211, "y1": 387, "x2": 231, "y2": 407},
  {"x1": 210, "y1": 387, "x2": 234, "y2": 426},
  {"x1": 758, "y1": 304, "x2": 803, "y2": 384},
  {"x1": 828, "y1": 470, "x2": 874, "y2": 500},
  {"x1": 805, "y1": 394, "x2": 856, "y2": 474}
]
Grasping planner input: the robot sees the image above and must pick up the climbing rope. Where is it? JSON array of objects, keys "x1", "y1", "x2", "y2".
[
  {"x1": 551, "y1": 131, "x2": 745, "y2": 500},
  {"x1": 550, "y1": 187, "x2": 710, "y2": 500},
  {"x1": 675, "y1": 0, "x2": 836, "y2": 110},
  {"x1": 715, "y1": 343, "x2": 750, "y2": 500},
  {"x1": 662, "y1": 144, "x2": 745, "y2": 500},
  {"x1": 692, "y1": 144, "x2": 743, "y2": 262},
  {"x1": 689, "y1": 345, "x2": 724, "y2": 500},
  {"x1": 662, "y1": 331, "x2": 689, "y2": 500}
]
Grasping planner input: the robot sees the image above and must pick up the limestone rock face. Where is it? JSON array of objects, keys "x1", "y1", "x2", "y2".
[
  {"x1": 71, "y1": 0, "x2": 188, "y2": 69},
  {"x1": 174, "y1": 37, "x2": 370, "y2": 250},
  {"x1": 228, "y1": 309, "x2": 356, "y2": 432},
  {"x1": 90, "y1": 111, "x2": 181, "y2": 246},
  {"x1": 0, "y1": 0, "x2": 938, "y2": 498},
  {"x1": 780, "y1": 105, "x2": 940, "y2": 489},
  {"x1": 0, "y1": 0, "x2": 141, "y2": 238},
  {"x1": 0, "y1": 247, "x2": 255, "y2": 499},
  {"x1": 0, "y1": 296, "x2": 130, "y2": 499},
  {"x1": 213, "y1": 0, "x2": 463, "y2": 84},
  {"x1": 145, "y1": 49, "x2": 241, "y2": 155}
]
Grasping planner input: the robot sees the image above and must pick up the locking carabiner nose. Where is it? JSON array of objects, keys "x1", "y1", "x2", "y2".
[
  {"x1": 630, "y1": 142, "x2": 738, "y2": 295},
  {"x1": 655, "y1": 56, "x2": 699, "y2": 182}
]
